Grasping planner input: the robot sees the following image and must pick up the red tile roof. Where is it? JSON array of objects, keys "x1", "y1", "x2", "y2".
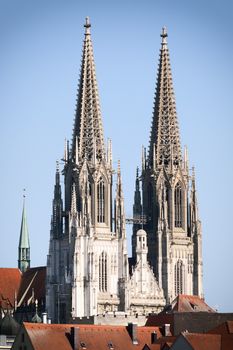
[
  {"x1": 17, "y1": 267, "x2": 46, "y2": 306},
  {"x1": 208, "y1": 321, "x2": 233, "y2": 335},
  {"x1": 184, "y1": 333, "x2": 221, "y2": 350},
  {"x1": 0, "y1": 268, "x2": 21, "y2": 309},
  {"x1": 0, "y1": 267, "x2": 46, "y2": 311},
  {"x1": 171, "y1": 295, "x2": 215, "y2": 313},
  {"x1": 22, "y1": 323, "x2": 163, "y2": 350},
  {"x1": 208, "y1": 321, "x2": 233, "y2": 350}
]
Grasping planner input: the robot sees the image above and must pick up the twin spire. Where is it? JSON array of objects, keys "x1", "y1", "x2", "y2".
[
  {"x1": 73, "y1": 20, "x2": 181, "y2": 172},
  {"x1": 72, "y1": 17, "x2": 105, "y2": 164},
  {"x1": 149, "y1": 27, "x2": 182, "y2": 170}
]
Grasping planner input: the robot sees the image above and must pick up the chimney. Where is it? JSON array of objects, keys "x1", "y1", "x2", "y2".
[
  {"x1": 163, "y1": 324, "x2": 170, "y2": 337},
  {"x1": 42, "y1": 312, "x2": 48, "y2": 324},
  {"x1": 151, "y1": 331, "x2": 158, "y2": 344},
  {"x1": 127, "y1": 323, "x2": 138, "y2": 344},
  {"x1": 71, "y1": 327, "x2": 79, "y2": 350}
]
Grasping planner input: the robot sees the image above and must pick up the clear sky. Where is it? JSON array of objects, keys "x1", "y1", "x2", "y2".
[{"x1": 0, "y1": 0, "x2": 232, "y2": 312}]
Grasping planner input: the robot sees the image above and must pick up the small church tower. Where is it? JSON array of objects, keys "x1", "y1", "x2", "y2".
[
  {"x1": 132, "y1": 28, "x2": 203, "y2": 303},
  {"x1": 18, "y1": 192, "x2": 30, "y2": 273}
]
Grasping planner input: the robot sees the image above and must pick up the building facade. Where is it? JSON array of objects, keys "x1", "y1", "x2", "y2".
[{"x1": 46, "y1": 19, "x2": 203, "y2": 322}]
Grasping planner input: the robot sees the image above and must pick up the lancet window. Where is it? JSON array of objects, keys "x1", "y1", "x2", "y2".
[
  {"x1": 97, "y1": 177, "x2": 105, "y2": 223},
  {"x1": 174, "y1": 259, "x2": 184, "y2": 295},
  {"x1": 174, "y1": 182, "x2": 183, "y2": 228},
  {"x1": 99, "y1": 251, "x2": 107, "y2": 292}
]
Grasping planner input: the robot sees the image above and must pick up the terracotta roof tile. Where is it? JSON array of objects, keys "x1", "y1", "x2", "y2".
[
  {"x1": 184, "y1": 333, "x2": 221, "y2": 350},
  {"x1": 221, "y1": 335, "x2": 233, "y2": 350},
  {"x1": 208, "y1": 321, "x2": 233, "y2": 350},
  {"x1": 22, "y1": 323, "x2": 163, "y2": 350},
  {"x1": 0, "y1": 268, "x2": 21, "y2": 309},
  {"x1": 17, "y1": 266, "x2": 46, "y2": 306},
  {"x1": 170, "y1": 294, "x2": 215, "y2": 313},
  {"x1": 208, "y1": 320, "x2": 233, "y2": 335}
]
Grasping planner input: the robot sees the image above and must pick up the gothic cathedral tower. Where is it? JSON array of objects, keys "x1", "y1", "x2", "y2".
[
  {"x1": 132, "y1": 28, "x2": 203, "y2": 303},
  {"x1": 46, "y1": 18, "x2": 128, "y2": 323}
]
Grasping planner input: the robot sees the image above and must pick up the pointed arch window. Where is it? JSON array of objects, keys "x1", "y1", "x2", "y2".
[
  {"x1": 174, "y1": 259, "x2": 184, "y2": 295},
  {"x1": 99, "y1": 251, "x2": 107, "y2": 292},
  {"x1": 97, "y1": 178, "x2": 105, "y2": 223},
  {"x1": 174, "y1": 183, "x2": 183, "y2": 228}
]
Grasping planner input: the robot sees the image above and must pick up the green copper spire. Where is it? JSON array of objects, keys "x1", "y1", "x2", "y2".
[{"x1": 18, "y1": 191, "x2": 30, "y2": 272}]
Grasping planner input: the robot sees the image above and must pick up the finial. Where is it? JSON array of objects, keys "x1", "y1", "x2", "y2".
[
  {"x1": 56, "y1": 160, "x2": 59, "y2": 173},
  {"x1": 192, "y1": 166, "x2": 195, "y2": 178},
  {"x1": 55, "y1": 161, "x2": 60, "y2": 185},
  {"x1": 161, "y1": 26, "x2": 168, "y2": 45},
  {"x1": 84, "y1": 16, "x2": 91, "y2": 35},
  {"x1": 117, "y1": 159, "x2": 121, "y2": 176},
  {"x1": 184, "y1": 145, "x2": 189, "y2": 171},
  {"x1": 136, "y1": 166, "x2": 139, "y2": 178},
  {"x1": 71, "y1": 183, "x2": 77, "y2": 214},
  {"x1": 23, "y1": 188, "x2": 26, "y2": 200}
]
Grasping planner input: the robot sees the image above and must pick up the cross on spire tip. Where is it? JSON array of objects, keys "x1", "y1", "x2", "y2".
[
  {"x1": 161, "y1": 26, "x2": 168, "y2": 45},
  {"x1": 84, "y1": 17, "x2": 91, "y2": 34}
]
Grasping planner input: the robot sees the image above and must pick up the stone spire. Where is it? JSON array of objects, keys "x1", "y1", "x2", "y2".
[
  {"x1": 51, "y1": 161, "x2": 63, "y2": 238},
  {"x1": 190, "y1": 167, "x2": 198, "y2": 231},
  {"x1": 133, "y1": 167, "x2": 142, "y2": 219},
  {"x1": 72, "y1": 17, "x2": 105, "y2": 164},
  {"x1": 115, "y1": 160, "x2": 126, "y2": 237},
  {"x1": 148, "y1": 27, "x2": 182, "y2": 169},
  {"x1": 18, "y1": 190, "x2": 30, "y2": 273}
]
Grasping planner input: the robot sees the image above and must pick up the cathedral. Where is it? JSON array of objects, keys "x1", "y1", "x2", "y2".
[{"x1": 46, "y1": 18, "x2": 203, "y2": 323}]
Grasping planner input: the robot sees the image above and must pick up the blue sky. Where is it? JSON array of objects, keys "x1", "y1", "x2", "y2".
[{"x1": 0, "y1": 0, "x2": 232, "y2": 312}]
